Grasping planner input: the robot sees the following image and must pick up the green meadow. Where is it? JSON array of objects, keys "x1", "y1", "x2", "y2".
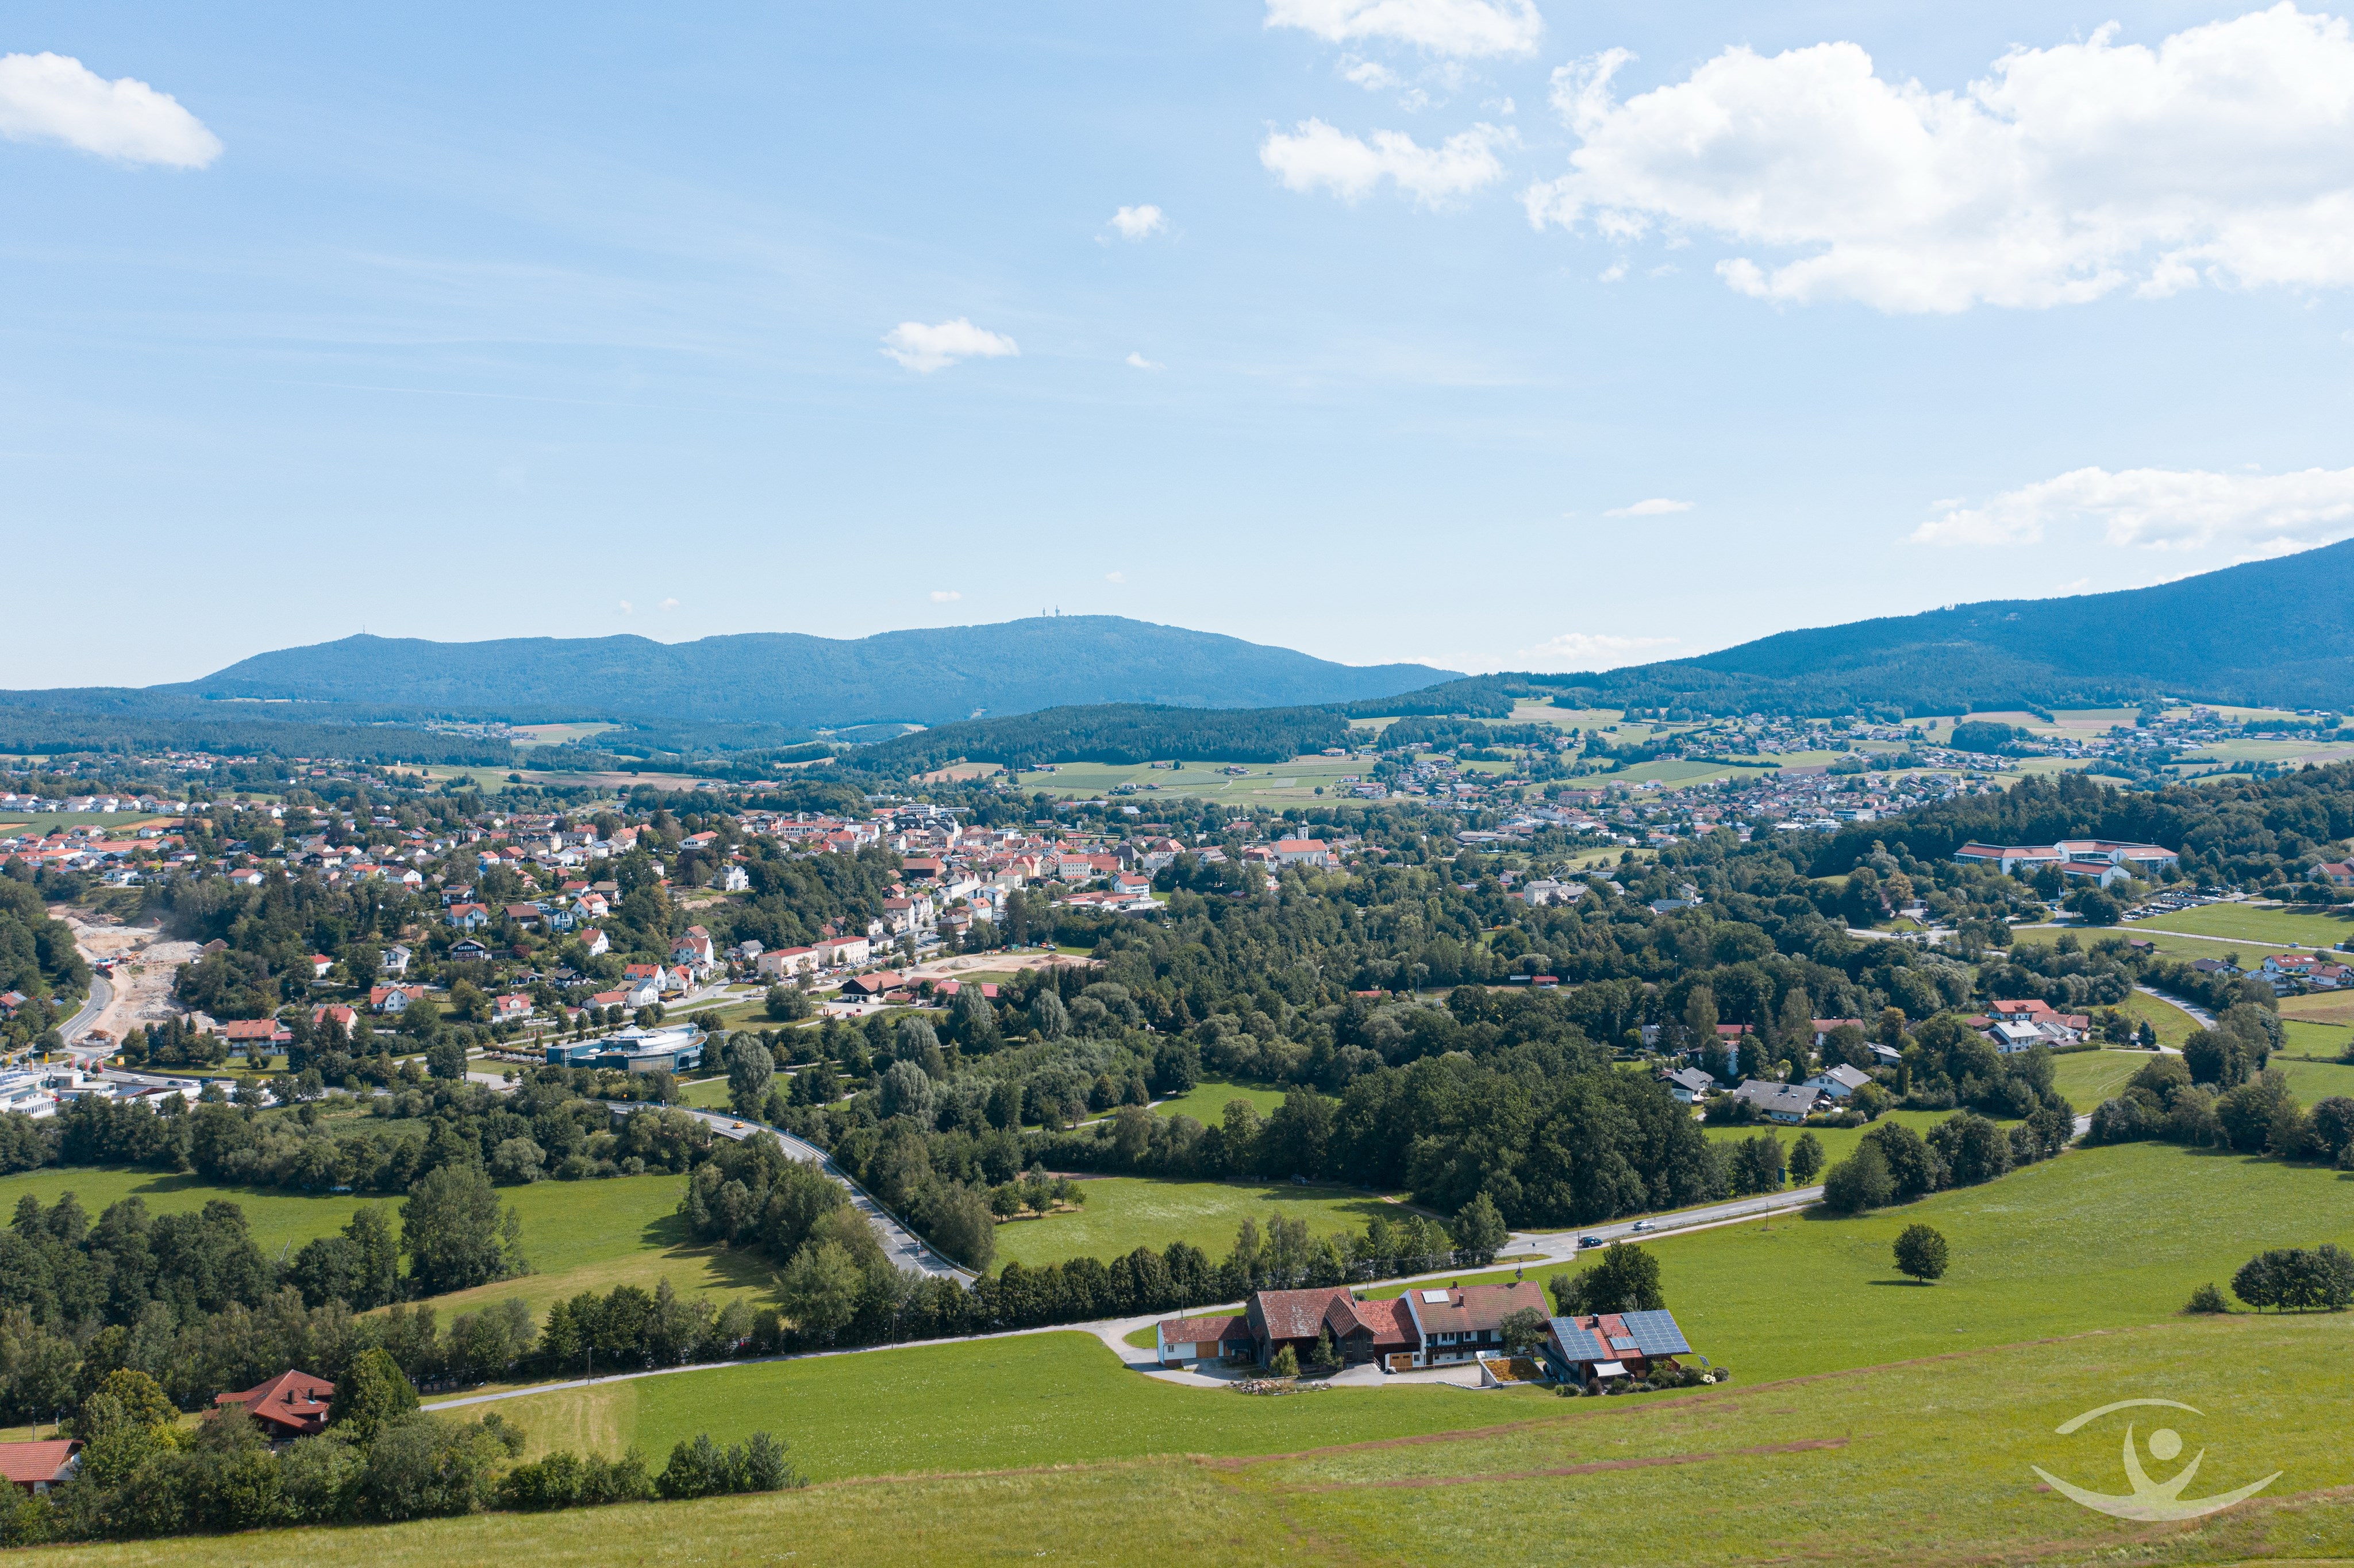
[{"x1": 988, "y1": 1176, "x2": 1412, "y2": 1272}]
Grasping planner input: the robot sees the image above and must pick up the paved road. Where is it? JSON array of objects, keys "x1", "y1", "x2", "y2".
[
  {"x1": 2137, "y1": 984, "x2": 2216, "y2": 1029},
  {"x1": 1514, "y1": 1184, "x2": 1825, "y2": 1262},
  {"x1": 612, "y1": 1101, "x2": 976, "y2": 1284},
  {"x1": 58, "y1": 974, "x2": 111, "y2": 1044}
]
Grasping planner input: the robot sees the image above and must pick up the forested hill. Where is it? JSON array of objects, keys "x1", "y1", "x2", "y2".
[
  {"x1": 1564, "y1": 541, "x2": 2354, "y2": 715},
  {"x1": 845, "y1": 704, "x2": 1353, "y2": 772},
  {"x1": 159, "y1": 618, "x2": 1455, "y2": 728}
]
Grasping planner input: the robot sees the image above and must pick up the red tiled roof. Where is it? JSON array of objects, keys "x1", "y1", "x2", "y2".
[
  {"x1": 216, "y1": 1369, "x2": 334, "y2": 1436},
  {"x1": 1251, "y1": 1286, "x2": 1353, "y2": 1342},
  {"x1": 0, "y1": 1440, "x2": 80, "y2": 1485},
  {"x1": 1159, "y1": 1313, "x2": 1248, "y2": 1344}
]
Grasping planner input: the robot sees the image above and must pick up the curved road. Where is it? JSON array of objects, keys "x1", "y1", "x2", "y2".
[
  {"x1": 58, "y1": 974, "x2": 112, "y2": 1046},
  {"x1": 613, "y1": 1102, "x2": 975, "y2": 1285}
]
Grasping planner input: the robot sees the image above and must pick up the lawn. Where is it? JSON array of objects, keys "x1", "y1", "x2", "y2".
[
  {"x1": 1013, "y1": 756, "x2": 1367, "y2": 806},
  {"x1": 1151, "y1": 1077, "x2": 1295, "y2": 1124},
  {"x1": 988, "y1": 1176, "x2": 1416, "y2": 1272},
  {"x1": 0, "y1": 1165, "x2": 765, "y2": 1320},
  {"x1": 2047, "y1": 1047, "x2": 2155, "y2": 1107},
  {"x1": 2133, "y1": 901, "x2": 2354, "y2": 949},
  {"x1": 2270, "y1": 1050, "x2": 2354, "y2": 1105},
  {"x1": 2119, "y1": 987, "x2": 2202, "y2": 1046},
  {"x1": 1367, "y1": 1139, "x2": 2354, "y2": 1380}
]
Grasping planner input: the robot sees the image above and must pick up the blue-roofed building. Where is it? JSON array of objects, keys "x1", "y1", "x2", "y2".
[
  {"x1": 545, "y1": 1025, "x2": 703, "y2": 1074},
  {"x1": 1543, "y1": 1308, "x2": 1693, "y2": 1386}
]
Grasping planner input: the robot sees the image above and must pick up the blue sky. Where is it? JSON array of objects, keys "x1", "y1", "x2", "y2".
[{"x1": 6, "y1": 1, "x2": 2353, "y2": 689}]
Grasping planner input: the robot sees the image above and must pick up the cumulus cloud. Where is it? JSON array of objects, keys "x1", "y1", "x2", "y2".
[
  {"x1": 1267, "y1": 0, "x2": 1543, "y2": 58},
  {"x1": 618, "y1": 600, "x2": 634, "y2": 614},
  {"x1": 1912, "y1": 465, "x2": 2354, "y2": 552},
  {"x1": 1109, "y1": 203, "x2": 1166, "y2": 240},
  {"x1": 880, "y1": 318, "x2": 1020, "y2": 373},
  {"x1": 1106, "y1": 571, "x2": 1127, "y2": 583},
  {"x1": 659, "y1": 597, "x2": 679, "y2": 610},
  {"x1": 1524, "y1": 8, "x2": 2354, "y2": 312},
  {"x1": 0, "y1": 51, "x2": 221, "y2": 167},
  {"x1": 1124, "y1": 352, "x2": 1164, "y2": 371},
  {"x1": 1517, "y1": 631, "x2": 1679, "y2": 671},
  {"x1": 1605, "y1": 497, "x2": 1691, "y2": 517},
  {"x1": 1340, "y1": 56, "x2": 1405, "y2": 90},
  {"x1": 930, "y1": 590, "x2": 962, "y2": 602},
  {"x1": 1261, "y1": 118, "x2": 1507, "y2": 203}
]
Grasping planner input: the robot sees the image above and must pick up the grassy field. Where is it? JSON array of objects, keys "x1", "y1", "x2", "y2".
[
  {"x1": 2114, "y1": 927, "x2": 2312, "y2": 965},
  {"x1": 2048, "y1": 1047, "x2": 2156, "y2": 1106},
  {"x1": 2270, "y1": 1051, "x2": 2354, "y2": 1104},
  {"x1": 33, "y1": 1136, "x2": 2354, "y2": 1568},
  {"x1": 1151, "y1": 1077, "x2": 1295, "y2": 1124},
  {"x1": 989, "y1": 1176, "x2": 1416, "y2": 1272},
  {"x1": 1699, "y1": 1106, "x2": 1987, "y2": 1172},
  {"x1": 2121, "y1": 987, "x2": 2203, "y2": 1046},
  {"x1": 1367, "y1": 1140, "x2": 2354, "y2": 1379},
  {"x1": 41, "y1": 1313, "x2": 2354, "y2": 1567},
  {"x1": 0, "y1": 1165, "x2": 764, "y2": 1320},
  {"x1": 1011, "y1": 756, "x2": 1367, "y2": 805},
  {"x1": 2136, "y1": 903, "x2": 2354, "y2": 949}
]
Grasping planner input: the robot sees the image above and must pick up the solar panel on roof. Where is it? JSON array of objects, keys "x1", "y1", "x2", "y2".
[
  {"x1": 1609, "y1": 1335, "x2": 1637, "y2": 1350},
  {"x1": 1421, "y1": 1289, "x2": 1451, "y2": 1303},
  {"x1": 1618, "y1": 1309, "x2": 1692, "y2": 1357}
]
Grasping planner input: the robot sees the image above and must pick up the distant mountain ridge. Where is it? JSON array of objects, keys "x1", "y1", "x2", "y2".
[{"x1": 163, "y1": 617, "x2": 1457, "y2": 729}]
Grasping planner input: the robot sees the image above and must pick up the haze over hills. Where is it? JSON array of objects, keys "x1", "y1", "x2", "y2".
[
  {"x1": 161, "y1": 617, "x2": 1459, "y2": 729},
  {"x1": 1536, "y1": 540, "x2": 2354, "y2": 716}
]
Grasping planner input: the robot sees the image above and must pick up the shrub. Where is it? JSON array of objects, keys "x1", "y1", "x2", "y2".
[
  {"x1": 1270, "y1": 1345, "x2": 1300, "y2": 1377},
  {"x1": 2184, "y1": 1282, "x2": 2230, "y2": 1314}
]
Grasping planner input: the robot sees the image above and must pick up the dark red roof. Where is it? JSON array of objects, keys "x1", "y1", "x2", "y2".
[
  {"x1": 0, "y1": 1440, "x2": 80, "y2": 1485},
  {"x1": 217, "y1": 1369, "x2": 334, "y2": 1435}
]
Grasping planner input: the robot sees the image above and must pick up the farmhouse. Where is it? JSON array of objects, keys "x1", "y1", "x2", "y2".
[
  {"x1": 1152, "y1": 1313, "x2": 1253, "y2": 1367},
  {"x1": 1399, "y1": 1281, "x2": 1552, "y2": 1366},
  {"x1": 1543, "y1": 1308, "x2": 1693, "y2": 1386},
  {"x1": 1725, "y1": 1080, "x2": 1824, "y2": 1123},
  {"x1": 215, "y1": 1369, "x2": 334, "y2": 1441},
  {"x1": 0, "y1": 1440, "x2": 81, "y2": 1495}
]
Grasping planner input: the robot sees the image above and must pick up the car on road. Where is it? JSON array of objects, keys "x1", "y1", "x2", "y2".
[
  {"x1": 1629, "y1": 1220, "x2": 1652, "y2": 1233},
  {"x1": 1578, "y1": 1235, "x2": 1605, "y2": 1249}
]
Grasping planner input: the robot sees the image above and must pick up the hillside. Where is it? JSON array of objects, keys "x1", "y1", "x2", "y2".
[
  {"x1": 163, "y1": 618, "x2": 1454, "y2": 729},
  {"x1": 1586, "y1": 541, "x2": 2354, "y2": 715}
]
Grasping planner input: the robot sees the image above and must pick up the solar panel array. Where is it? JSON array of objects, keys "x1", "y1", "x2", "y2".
[
  {"x1": 1617, "y1": 1309, "x2": 1691, "y2": 1357},
  {"x1": 1548, "y1": 1318, "x2": 1609, "y2": 1361}
]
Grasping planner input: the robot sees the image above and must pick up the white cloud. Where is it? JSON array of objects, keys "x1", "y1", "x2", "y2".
[
  {"x1": 880, "y1": 318, "x2": 1020, "y2": 373},
  {"x1": 1261, "y1": 118, "x2": 1507, "y2": 203},
  {"x1": 659, "y1": 597, "x2": 679, "y2": 610},
  {"x1": 1124, "y1": 351, "x2": 1164, "y2": 371},
  {"x1": 1106, "y1": 571, "x2": 1126, "y2": 583},
  {"x1": 1605, "y1": 497, "x2": 1692, "y2": 516},
  {"x1": 618, "y1": 600, "x2": 634, "y2": 614},
  {"x1": 1912, "y1": 465, "x2": 2354, "y2": 552},
  {"x1": 1267, "y1": 0, "x2": 1544, "y2": 58},
  {"x1": 1109, "y1": 203, "x2": 1166, "y2": 240},
  {"x1": 930, "y1": 590, "x2": 962, "y2": 602},
  {"x1": 1517, "y1": 631, "x2": 1679, "y2": 671},
  {"x1": 0, "y1": 51, "x2": 221, "y2": 167},
  {"x1": 1597, "y1": 260, "x2": 1626, "y2": 282},
  {"x1": 1341, "y1": 56, "x2": 1405, "y2": 90},
  {"x1": 1524, "y1": 8, "x2": 2354, "y2": 312}
]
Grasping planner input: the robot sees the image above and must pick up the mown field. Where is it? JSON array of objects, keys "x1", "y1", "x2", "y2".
[
  {"x1": 2134, "y1": 903, "x2": 2354, "y2": 949},
  {"x1": 1016, "y1": 756, "x2": 1364, "y2": 805},
  {"x1": 1149, "y1": 1077, "x2": 1294, "y2": 1124},
  {"x1": 2048, "y1": 1047, "x2": 2156, "y2": 1107},
  {"x1": 0, "y1": 1164, "x2": 765, "y2": 1320},
  {"x1": 1699, "y1": 1105, "x2": 1987, "y2": 1171},
  {"x1": 988, "y1": 1176, "x2": 1414, "y2": 1272},
  {"x1": 41, "y1": 1320, "x2": 2354, "y2": 1567}
]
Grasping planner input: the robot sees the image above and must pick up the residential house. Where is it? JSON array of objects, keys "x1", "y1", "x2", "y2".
[
  {"x1": 1245, "y1": 1286, "x2": 1420, "y2": 1369},
  {"x1": 492, "y1": 993, "x2": 534, "y2": 1023},
  {"x1": 717, "y1": 865, "x2": 750, "y2": 892},
  {"x1": 578, "y1": 927, "x2": 610, "y2": 958},
  {"x1": 0, "y1": 1440, "x2": 82, "y2": 1495},
  {"x1": 1543, "y1": 1309, "x2": 1693, "y2": 1387},
  {"x1": 214, "y1": 1370, "x2": 334, "y2": 1442},
  {"x1": 816, "y1": 935, "x2": 872, "y2": 969},
  {"x1": 307, "y1": 954, "x2": 334, "y2": 979},
  {"x1": 503, "y1": 903, "x2": 543, "y2": 929},
  {"x1": 1659, "y1": 1065, "x2": 1714, "y2": 1104},
  {"x1": 672, "y1": 926, "x2": 717, "y2": 969},
  {"x1": 756, "y1": 945, "x2": 821, "y2": 980},
  {"x1": 1804, "y1": 1064, "x2": 1872, "y2": 1099},
  {"x1": 380, "y1": 945, "x2": 413, "y2": 976},
  {"x1": 2312, "y1": 859, "x2": 2354, "y2": 885},
  {"x1": 368, "y1": 985, "x2": 424, "y2": 1015},
  {"x1": 446, "y1": 903, "x2": 491, "y2": 931},
  {"x1": 1153, "y1": 1312, "x2": 1254, "y2": 1367},
  {"x1": 1725, "y1": 1080, "x2": 1824, "y2": 1124},
  {"x1": 222, "y1": 1018, "x2": 293, "y2": 1048},
  {"x1": 1399, "y1": 1281, "x2": 1553, "y2": 1366},
  {"x1": 447, "y1": 938, "x2": 491, "y2": 964}
]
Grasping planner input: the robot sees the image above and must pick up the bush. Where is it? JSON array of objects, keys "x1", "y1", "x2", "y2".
[
  {"x1": 2184, "y1": 1282, "x2": 2230, "y2": 1314},
  {"x1": 1821, "y1": 1142, "x2": 1894, "y2": 1213},
  {"x1": 655, "y1": 1431, "x2": 801, "y2": 1500},
  {"x1": 1270, "y1": 1345, "x2": 1300, "y2": 1377}
]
